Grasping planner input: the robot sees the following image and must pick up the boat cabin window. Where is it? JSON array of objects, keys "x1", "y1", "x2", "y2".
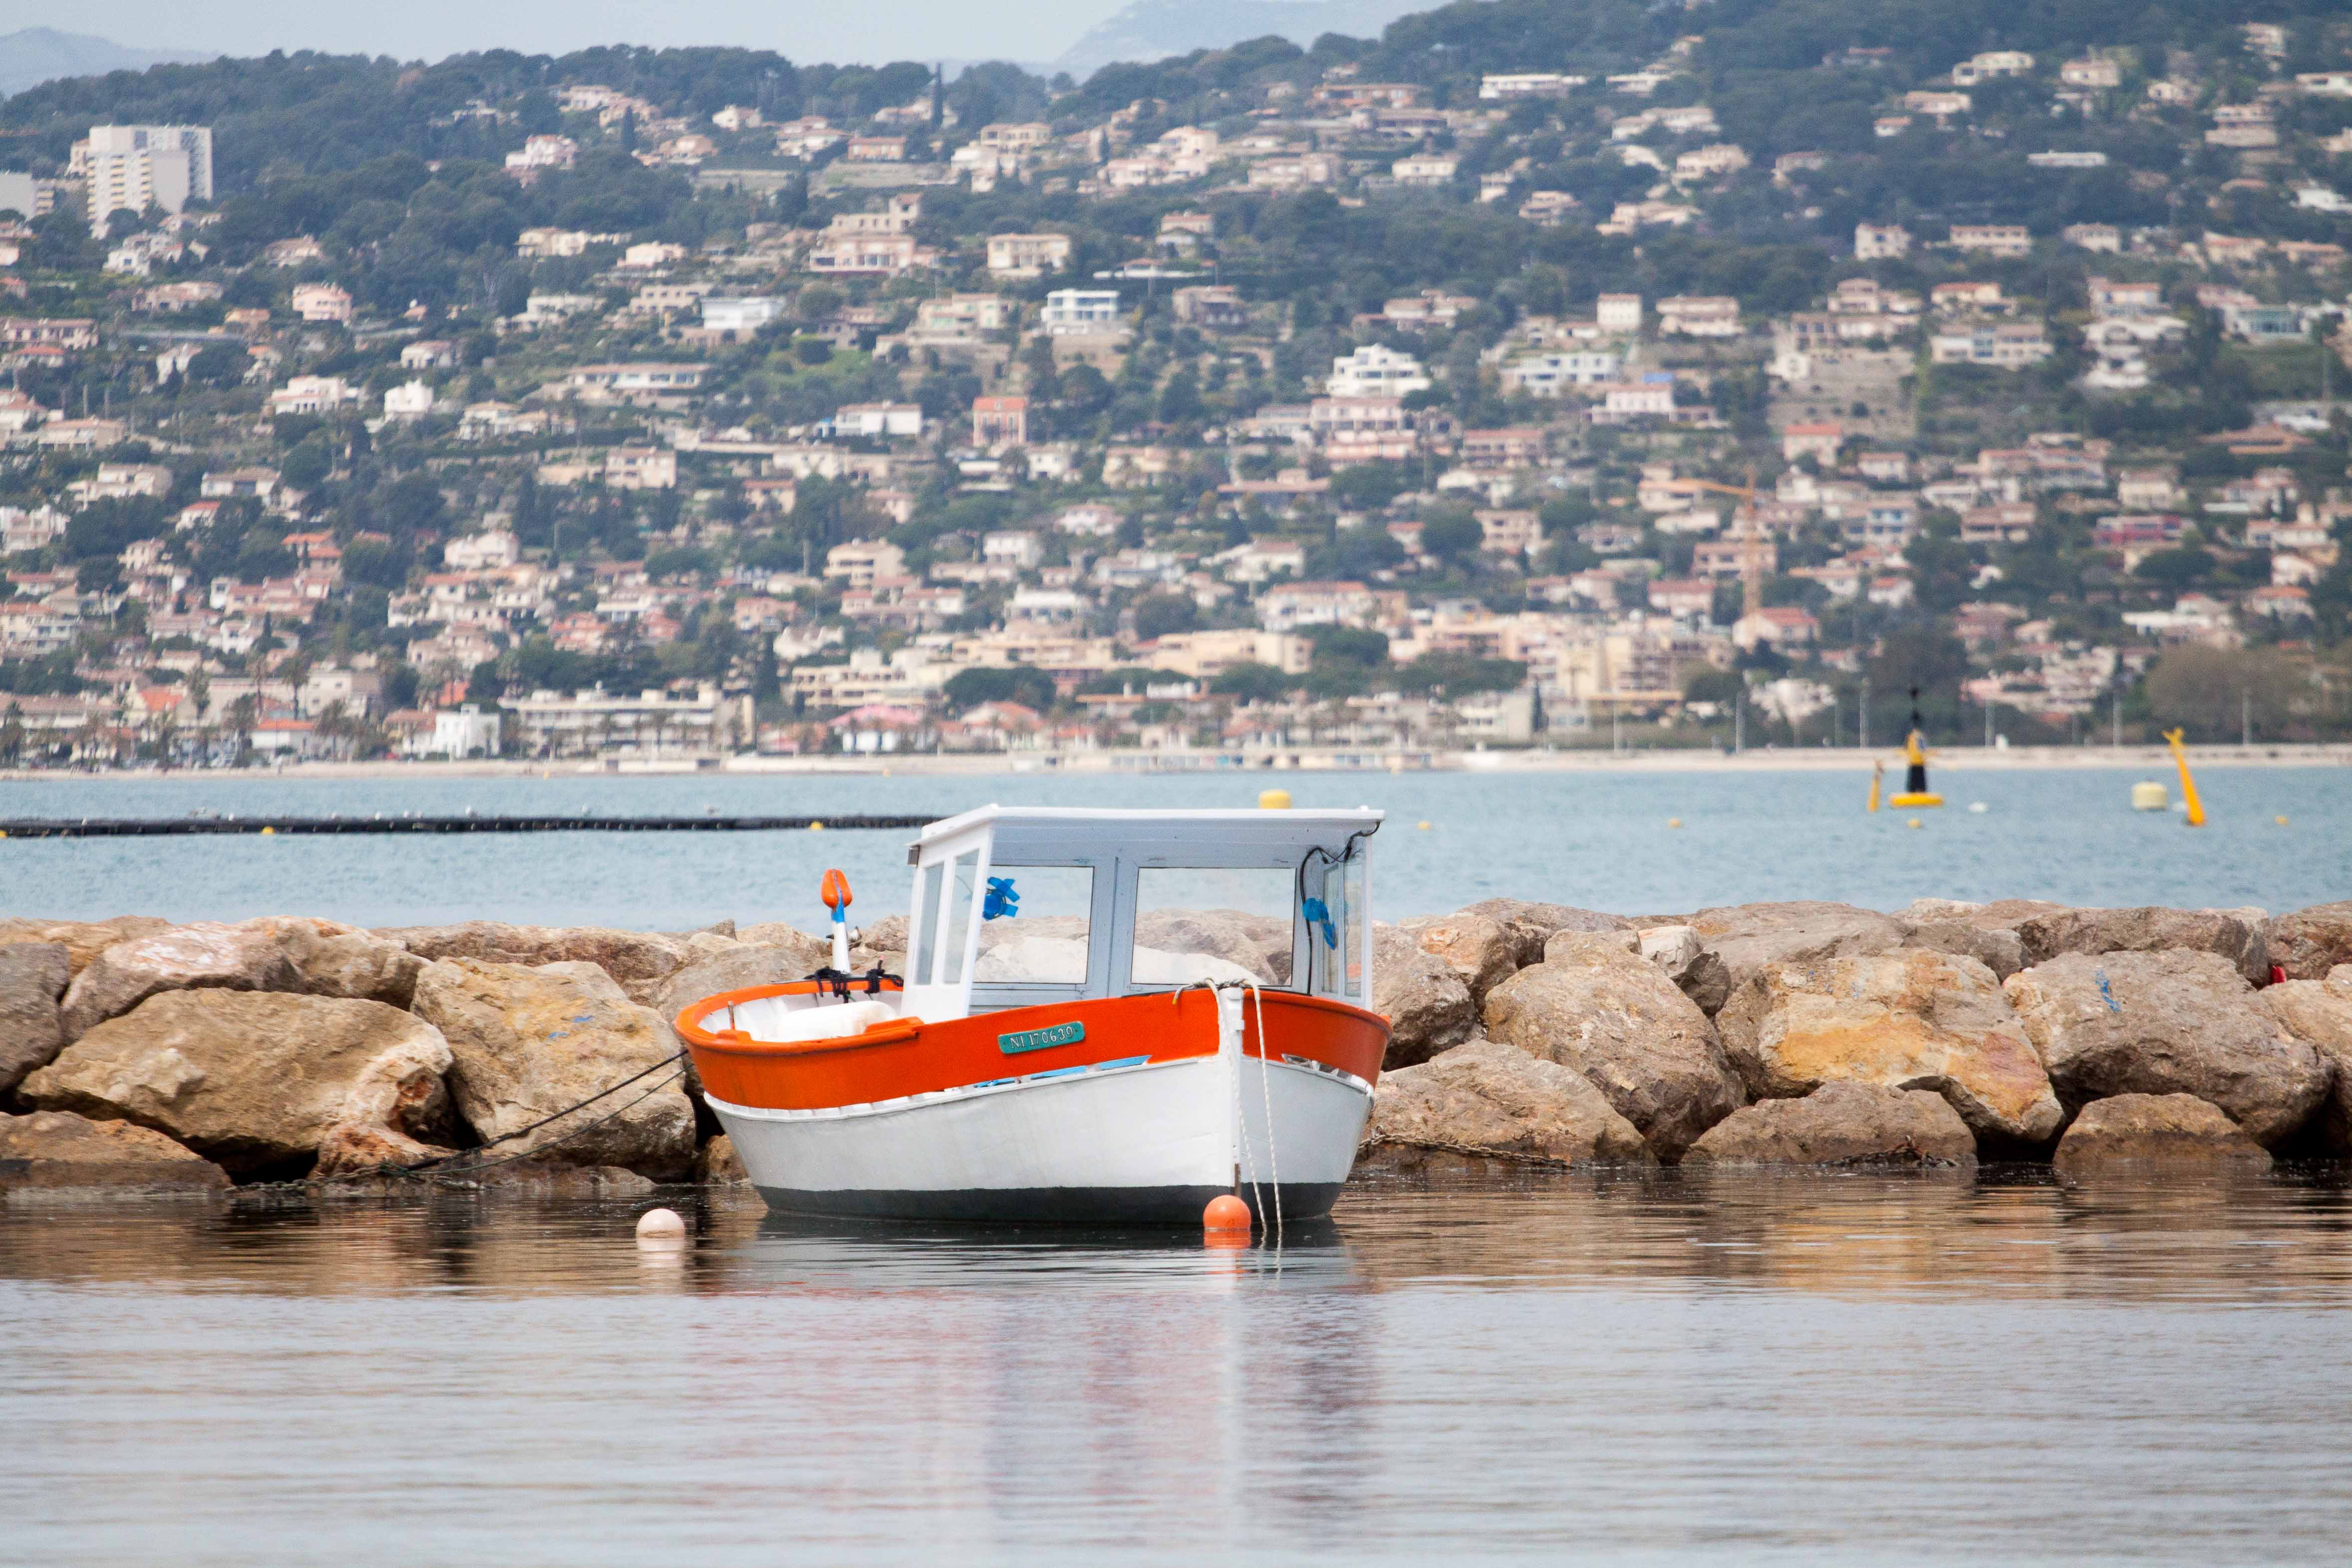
[
  {"x1": 972, "y1": 865, "x2": 1095, "y2": 986},
  {"x1": 1126, "y1": 866, "x2": 1296, "y2": 990},
  {"x1": 902, "y1": 806, "x2": 1380, "y2": 1022},
  {"x1": 1310, "y1": 851, "x2": 1365, "y2": 1001}
]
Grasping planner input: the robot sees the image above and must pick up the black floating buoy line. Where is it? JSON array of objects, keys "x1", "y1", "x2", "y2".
[{"x1": 0, "y1": 814, "x2": 931, "y2": 840}]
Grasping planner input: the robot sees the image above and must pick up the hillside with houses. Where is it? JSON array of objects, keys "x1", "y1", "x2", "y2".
[{"x1": 0, "y1": 1, "x2": 2347, "y2": 764}]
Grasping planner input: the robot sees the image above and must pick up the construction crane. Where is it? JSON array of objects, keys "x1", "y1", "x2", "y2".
[{"x1": 1679, "y1": 468, "x2": 1770, "y2": 616}]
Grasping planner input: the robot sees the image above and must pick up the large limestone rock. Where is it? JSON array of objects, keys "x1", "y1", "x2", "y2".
[
  {"x1": 1483, "y1": 936, "x2": 1743, "y2": 1160},
  {"x1": 408, "y1": 958, "x2": 697, "y2": 1180},
  {"x1": 1371, "y1": 925, "x2": 1476, "y2": 1069},
  {"x1": 2268, "y1": 902, "x2": 2352, "y2": 983},
  {"x1": 1681, "y1": 1082, "x2": 1977, "y2": 1170},
  {"x1": 0, "y1": 916, "x2": 175, "y2": 977},
  {"x1": 1715, "y1": 949, "x2": 2063, "y2": 1146},
  {"x1": 2260, "y1": 967, "x2": 2352, "y2": 1152},
  {"x1": 2017, "y1": 905, "x2": 2270, "y2": 985},
  {"x1": 1398, "y1": 911, "x2": 1519, "y2": 1007},
  {"x1": 376, "y1": 922, "x2": 701, "y2": 1004},
  {"x1": 0, "y1": 1109, "x2": 230, "y2": 1196},
  {"x1": 1133, "y1": 909, "x2": 1293, "y2": 985},
  {"x1": 1459, "y1": 899, "x2": 1632, "y2": 967},
  {"x1": 2050, "y1": 1093, "x2": 2274, "y2": 1178},
  {"x1": 651, "y1": 943, "x2": 829, "y2": 1022},
  {"x1": 0, "y1": 942, "x2": 71, "y2": 1095},
  {"x1": 21, "y1": 991, "x2": 454, "y2": 1175},
  {"x1": 2003, "y1": 950, "x2": 2328, "y2": 1147},
  {"x1": 1360, "y1": 1037, "x2": 1653, "y2": 1168},
  {"x1": 58, "y1": 918, "x2": 422, "y2": 1040},
  {"x1": 737, "y1": 922, "x2": 833, "y2": 974},
  {"x1": 1683, "y1": 901, "x2": 1908, "y2": 1014},
  {"x1": 1894, "y1": 899, "x2": 2064, "y2": 981},
  {"x1": 58, "y1": 921, "x2": 306, "y2": 1040},
  {"x1": 697, "y1": 1132, "x2": 752, "y2": 1186}
]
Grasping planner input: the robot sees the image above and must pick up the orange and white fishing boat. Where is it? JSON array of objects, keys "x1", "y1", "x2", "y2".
[{"x1": 676, "y1": 806, "x2": 1388, "y2": 1225}]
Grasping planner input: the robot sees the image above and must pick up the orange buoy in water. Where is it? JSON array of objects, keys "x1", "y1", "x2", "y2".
[{"x1": 1203, "y1": 1194, "x2": 1252, "y2": 1241}]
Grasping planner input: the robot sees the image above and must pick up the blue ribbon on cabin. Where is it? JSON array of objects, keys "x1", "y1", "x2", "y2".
[
  {"x1": 983, "y1": 877, "x2": 1020, "y2": 921},
  {"x1": 1301, "y1": 896, "x2": 1337, "y2": 948}
]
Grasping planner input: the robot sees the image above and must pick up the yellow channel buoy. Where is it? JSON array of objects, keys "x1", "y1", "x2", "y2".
[
  {"x1": 2276, "y1": 814, "x2": 2290, "y2": 826},
  {"x1": 1667, "y1": 817, "x2": 1683, "y2": 828},
  {"x1": 260, "y1": 825, "x2": 274, "y2": 835},
  {"x1": 1906, "y1": 817, "x2": 1923, "y2": 829},
  {"x1": 808, "y1": 820, "x2": 824, "y2": 831},
  {"x1": 1258, "y1": 788, "x2": 1292, "y2": 810},
  {"x1": 1417, "y1": 820, "x2": 1432, "y2": 830}
]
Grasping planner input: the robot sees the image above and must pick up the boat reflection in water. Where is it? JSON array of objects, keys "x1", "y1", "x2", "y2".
[{"x1": 9, "y1": 1171, "x2": 2352, "y2": 1564}]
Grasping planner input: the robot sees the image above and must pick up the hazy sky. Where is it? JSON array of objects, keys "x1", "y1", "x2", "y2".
[{"x1": 6, "y1": 0, "x2": 1130, "y2": 68}]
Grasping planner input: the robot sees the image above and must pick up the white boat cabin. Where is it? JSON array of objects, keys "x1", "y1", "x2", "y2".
[{"x1": 894, "y1": 805, "x2": 1380, "y2": 1024}]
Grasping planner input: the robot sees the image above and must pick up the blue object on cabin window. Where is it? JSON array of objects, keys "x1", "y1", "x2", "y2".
[
  {"x1": 1301, "y1": 896, "x2": 1337, "y2": 948},
  {"x1": 983, "y1": 877, "x2": 1020, "y2": 921}
]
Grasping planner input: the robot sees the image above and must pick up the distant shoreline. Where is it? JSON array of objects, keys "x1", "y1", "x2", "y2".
[{"x1": 1, "y1": 743, "x2": 2346, "y2": 784}]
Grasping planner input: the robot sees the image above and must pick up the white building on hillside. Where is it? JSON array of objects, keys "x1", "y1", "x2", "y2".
[{"x1": 1325, "y1": 345, "x2": 1430, "y2": 397}]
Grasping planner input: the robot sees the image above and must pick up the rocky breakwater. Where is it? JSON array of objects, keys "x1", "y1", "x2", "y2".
[
  {"x1": 1364, "y1": 896, "x2": 2352, "y2": 1180},
  {"x1": 5, "y1": 895, "x2": 2351, "y2": 1202},
  {"x1": 0, "y1": 915, "x2": 815, "y2": 1200}
]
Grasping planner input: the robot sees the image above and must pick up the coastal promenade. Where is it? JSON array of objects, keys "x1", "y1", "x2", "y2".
[{"x1": 3, "y1": 741, "x2": 2345, "y2": 784}]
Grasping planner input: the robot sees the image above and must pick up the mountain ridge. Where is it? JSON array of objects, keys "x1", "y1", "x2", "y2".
[
  {"x1": 0, "y1": 26, "x2": 213, "y2": 98},
  {"x1": 1051, "y1": 0, "x2": 1429, "y2": 77}
]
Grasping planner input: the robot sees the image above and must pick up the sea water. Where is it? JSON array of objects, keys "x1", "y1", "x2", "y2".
[
  {"x1": 0, "y1": 763, "x2": 2345, "y2": 929},
  {"x1": 4, "y1": 1170, "x2": 2351, "y2": 1565}
]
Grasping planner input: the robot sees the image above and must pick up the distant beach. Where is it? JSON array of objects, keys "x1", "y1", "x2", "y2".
[{"x1": 3, "y1": 741, "x2": 2346, "y2": 784}]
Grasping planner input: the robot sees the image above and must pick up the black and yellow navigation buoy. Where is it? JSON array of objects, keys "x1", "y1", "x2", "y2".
[{"x1": 1888, "y1": 687, "x2": 1943, "y2": 809}]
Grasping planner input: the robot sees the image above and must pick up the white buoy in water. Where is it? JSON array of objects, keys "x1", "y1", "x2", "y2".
[
  {"x1": 1968, "y1": 801, "x2": 1988, "y2": 814},
  {"x1": 636, "y1": 1208, "x2": 687, "y2": 1246},
  {"x1": 2131, "y1": 781, "x2": 2169, "y2": 812}
]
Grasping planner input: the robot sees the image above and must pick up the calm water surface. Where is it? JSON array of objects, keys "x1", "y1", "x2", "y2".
[
  {"x1": 5, "y1": 1172, "x2": 2352, "y2": 1565},
  {"x1": 0, "y1": 764, "x2": 2346, "y2": 927}
]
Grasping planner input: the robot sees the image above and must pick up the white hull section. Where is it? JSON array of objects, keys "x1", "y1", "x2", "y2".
[{"x1": 709, "y1": 1054, "x2": 1372, "y2": 1223}]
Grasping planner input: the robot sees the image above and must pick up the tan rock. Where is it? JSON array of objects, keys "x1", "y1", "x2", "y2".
[
  {"x1": 58, "y1": 921, "x2": 302, "y2": 1040},
  {"x1": 0, "y1": 916, "x2": 173, "y2": 976},
  {"x1": 1716, "y1": 949, "x2": 2063, "y2": 1145},
  {"x1": 737, "y1": 922, "x2": 833, "y2": 974},
  {"x1": 1360, "y1": 1037, "x2": 1654, "y2": 1168},
  {"x1": 408, "y1": 958, "x2": 696, "y2": 1180},
  {"x1": 1133, "y1": 908, "x2": 1293, "y2": 985},
  {"x1": 2017, "y1": 905, "x2": 2270, "y2": 984},
  {"x1": 21, "y1": 991, "x2": 453, "y2": 1175},
  {"x1": 0, "y1": 1109, "x2": 231, "y2": 1196},
  {"x1": 651, "y1": 944, "x2": 828, "y2": 1023},
  {"x1": 1683, "y1": 900, "x2": 1908, "y2": 1014},
  {"x1": 1484, "y1": 940, "x2": 1743, "y2": 1160},
  {"x1": 697, "y1": 1132, "x2": 752, "y2": 1186},
  {"x1": 56, "y1": 918, "x2": 422, "y2": 1040},
  {"x1": 1459, "y1": 899, "x2": 1632, "y2": 967},
  {"x1": 312, "y1": 1119, "x2": 458, "y2": 1180},
  {"x1": 2004, "y1": 950, "x2": 2328, "y2": 1147},
  {"x1": 1681, "y1": 1081, "x2": 1977, "y2": 1169},
  {"x1": 375, "y1": 922, "x2": 699, "y2": 1004},
  {"x1": 2268, "y1": 902, "x2": 2352, "y2": 982},
  {"x1": 2050, "y1": 1093, "x2": 2273, "y2": 1178},
  {"x1": 1371, "y1": 925, "x2": 1477, "y2": 1069},
  {"x1": 0, "y1": 942, "x2": 71, "y2": 1095},
  {"x1": 1894, "y1": 899, "x2": 2063, "y2": 981},
  {"x1": 1398, "y1": 911, "x2": 1519, "y2": 1007},
  {"x1": 2259, "y1": 967, "x2": 2352, "y2": 1153}
]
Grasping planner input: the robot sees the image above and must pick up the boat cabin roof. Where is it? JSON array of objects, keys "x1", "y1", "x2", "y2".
[{"x1": 909, "y1": 805, "x2": 1385, "y2": 865}]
